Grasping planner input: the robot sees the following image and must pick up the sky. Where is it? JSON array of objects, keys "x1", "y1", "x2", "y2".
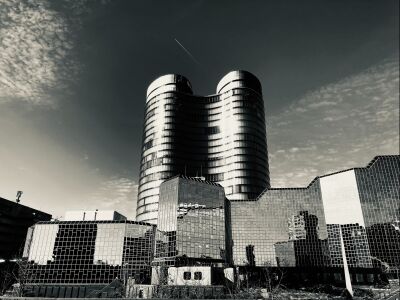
[{"x1": 0, "y1": 0, "x2": 398, "y2": 220}]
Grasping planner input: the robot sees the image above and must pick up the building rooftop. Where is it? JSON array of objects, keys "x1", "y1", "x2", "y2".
[
  {"x1": 35, "y1": 219, "x2": 156, "y2": 227},
  {"x1": 0, "y1": 197, "x2": 51, "y2": 220},
  {"x1": 233, "y1": 155, "x2": 400, "y2": 202},
  {"x1": 0, "y1": 197, "x2": 51, "y2": 259},
  {"x1": 64, "y1": 210, "x2": 127, "y2": 221}
]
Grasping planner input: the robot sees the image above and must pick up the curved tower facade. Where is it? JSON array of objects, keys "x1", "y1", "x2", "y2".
[{"x1": 137, "y1": 71, "x2": 269, "y2": 224}]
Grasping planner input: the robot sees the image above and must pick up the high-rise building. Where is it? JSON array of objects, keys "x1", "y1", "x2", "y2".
[{"x1": 137, "y1": 71, "x2": 269, "y2": 223}]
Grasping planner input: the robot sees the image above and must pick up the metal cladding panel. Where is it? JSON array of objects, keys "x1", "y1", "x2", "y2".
[{"x1": 168, "y1": 266, "x2": 212, "y2": 286}]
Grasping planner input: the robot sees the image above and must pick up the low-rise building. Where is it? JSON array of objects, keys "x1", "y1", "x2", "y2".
[
  {"x1": 0, "y1": 197, "x2": 51, "y2": 260},
  {"x1": 0, "y1": 197, "x2": 51, "y2": 294},
  {"x1": 22, "y1": 211, "x2": 155, "y2": 298},
  {"x1": 153, "y1": 176, "x2": 229, "y2": 268},
  {"x1": 230, "y1": 155, "x2": 399, "y2": 284}
]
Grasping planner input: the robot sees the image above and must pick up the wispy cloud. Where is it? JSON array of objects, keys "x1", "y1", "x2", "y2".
[
  {"x1": 87, "y1": 177, "x2": 138, "y2": 220},
  {"x1": 268, "y1": 56, "x2": 399, "y2": 187},
  {"x1": 0, "y1": 0, "x2": 89, "y2": 106}
]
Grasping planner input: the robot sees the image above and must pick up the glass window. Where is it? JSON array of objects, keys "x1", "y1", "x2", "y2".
[
  {"x1": 183, "y1": 271, "x2": 191, "y2": 280},
  {"x1": 194, "y1": 272, "x2": 202, "y2": 280}
]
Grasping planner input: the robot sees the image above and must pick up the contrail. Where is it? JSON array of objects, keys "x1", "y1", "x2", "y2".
[{"x1": 174, "y1": 38, "x2": 201, "y2": 66}]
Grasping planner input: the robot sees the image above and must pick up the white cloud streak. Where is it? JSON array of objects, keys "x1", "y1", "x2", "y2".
[
  {"x1": 87, "y1": 177, "x2": 138, "y2": 220},
  {"x1": 268, "y1": 57, "x2": 399, "y2": 187}
]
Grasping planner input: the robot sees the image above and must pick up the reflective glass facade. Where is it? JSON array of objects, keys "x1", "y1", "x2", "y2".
[
  {"x1": 137, "y1": 71, "x2": 269, "y2": 224},
  {"x1": 230, "y1": 181, "x2": 328, "y2": 267},
  {"x1": 23, "y1": 221, "x2": 155, "y2": 285},
  {"x1": 154, "y1": 176, "x2": 227, "y2": 267},
  {"x1": 355, "y1": 155, "x2": 400, "y2": 274},
  {"x1": 230, "y1": 156, "x2": 399, "y2": 276}
]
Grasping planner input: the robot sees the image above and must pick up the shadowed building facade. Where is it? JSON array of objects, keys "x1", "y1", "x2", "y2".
[
  {"x1": 0, "y1": 197, "x2": 51, "y2": 260},
  {"x1": 0, "y1": 198, "x2": 51, "y2": 294},
  {"x1": 137, "y1": 71, "x2": 269, "y2": 224}
]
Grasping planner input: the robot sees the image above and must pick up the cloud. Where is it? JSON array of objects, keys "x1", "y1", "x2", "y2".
[
  {"x1": 268, "y1": 56, "x2": 399, "y2": 187},
  {"x1": 0, "y1": 0, "x2": 89, "y2": 106},
  {"x1": 87, "y1": 176, "x2": 138, "y2": 220},
  {"x1": 0, "y1": 104, "x2": 138, "y2": 220},
  {"x1": 307, "y1": 100, "x2": 338, "y2": 109}
]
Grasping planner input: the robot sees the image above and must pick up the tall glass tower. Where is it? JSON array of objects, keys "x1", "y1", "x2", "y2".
[{"x1": 137, "y1": 71, "x2": 269, "y2": 224}]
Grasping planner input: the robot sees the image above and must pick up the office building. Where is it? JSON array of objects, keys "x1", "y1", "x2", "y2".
[
  {"x1": 230, "y1": 155, "x2": 399, "y2": 280},
  {"x1": 0, "y1": 197, "x2": 51, "y2": 260},
  {"x1": 153, "y1": 176, "x2": 228, "y2": 267},
  {"x1": 22, "y1": 213, "x2": 155, "y2": 298},
  {"x1": 137, "y1": 71, "x2": 269, "y2": 223},
  {"x1": 0, "y1": 197, "x2": 51, "y2": 294}
]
